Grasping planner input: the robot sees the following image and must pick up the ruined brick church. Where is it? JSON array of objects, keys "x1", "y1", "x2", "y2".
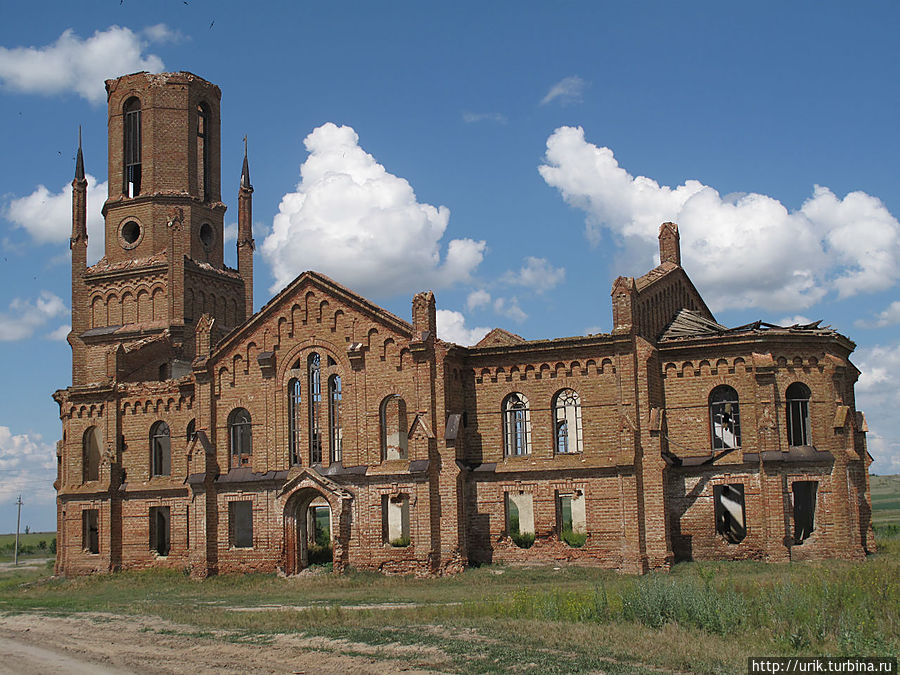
[{"x1": 54, "y1": 72, "x2": 875, "y2": 576}]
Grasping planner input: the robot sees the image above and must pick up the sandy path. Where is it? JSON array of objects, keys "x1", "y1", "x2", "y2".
[{"x1": 0, "y1": 613, "x2": 450, "y2": 674}]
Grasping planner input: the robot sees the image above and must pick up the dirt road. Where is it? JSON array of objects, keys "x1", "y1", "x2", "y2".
[{"x1": 0, "y1": 612, "x2": 449, "y2": 674}]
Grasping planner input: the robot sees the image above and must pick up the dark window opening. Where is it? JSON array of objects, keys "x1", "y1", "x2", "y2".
[
  {"x1": 229, "y1": 408, "x2": 252, "y2": 468},
  {"x1": 709, "y1": 385, "x2": 741, "y2": 450},
  {"x1": 158, "y1": 363, "x2": 169, "y2": 381},
  {"x1": 121, "y1": 220, "x2": 141, "y2": 245},
  {"x1": 288, "y1": 377, "x2": 302, "y2": 465},
  {"x1": 714, "y1": 484, "x2": 746, "y2": 544},
  {"x1": 150, "y1": 421, "x2": 171, "y2": 476},
  {"x1": 82, "y1": 509, "x2": 99, "y2": 554},
  {"x1": 196, "y1": 103, "x2": 209, "y2": 201},
  {"x1": 792, "y1": 481, "x2": 817, "y2": 543},
  {"x1": 82, "y1": 426, "x2": 101, "y2": 482},
  {"x1": 123, "y1": 97, "x2": 142, "y2": 197},
  {"x1": 149, "y1": 506, "x2": 170, "y2": 556},
  {"x1": 199, "y1": 222, "x2": 213, "y2": 248},
  {"x1": 308, "y1": 353, "x2": 322, "y2": 464},
  {"x1": 186, "y1": 419, "x2": 196, "y2": 443},
  {"x1": 787, "y1": 382, "x2": 812, "y2": 447},
  {"x1": 329, "y1": 374, "x2": 342, "y2": 463},
  {"x1": 229, "y1": 501, "x2": 253, "y2": 548}
]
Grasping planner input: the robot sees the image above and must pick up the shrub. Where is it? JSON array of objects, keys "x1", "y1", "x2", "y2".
[
  {"x1": 49, "y1": 538, "x2": 56, "y2": 554},
  {"x1": 389, "y1": 536, "x2": 411, "y2": 548},
  {"x1": 308, "y1": 543, "x2": 332, "y2": 565},
  {"x1": 511, "y1": 532, "x2": 535, "y2": 549},
  {"x1": 561, "y1": 529, "x2": 587, "y2": 548}
]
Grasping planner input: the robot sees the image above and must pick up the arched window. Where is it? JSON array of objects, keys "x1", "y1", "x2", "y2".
[
  {"x1": 82, "y1": 426, "x2": 102, "y2": 482},
  {"x1": 287, "y1": 377, "x2": 302, "y2": 465},
  {"x1": 709, "y1": 385, "x2": 741, "y2": 450},
  {"x1": 503, "y1": 393, "x2": 531, "y2": 457},
  {"x1": 150, "y1": 421, "x2": 170, "y2": 476},
  {"x1": 186, "y1": 419, "x2": 196, "y2": 443},
  {"x1": 786, "y1": 382, "x2": 811, "y2": 446},
  {"x1": 381, "y1": 395, "x2": 408, "y2": 461},
  {"x1": 229, "y1": 408, "x2": 252, "y2": 467},
  {"x1": 553, "y1": 389, "x2": 582, "y2": 454},
  {"x1": 196, "y1": 103, "x2": 210, "y2": 201},
  {"x1": 308, "y1": 353, "x2": 322, "y2": 464},
  {"x1": 123, "y1": 97, "x2": 142, "y2": 197},
  {"x1": 329, "y1": 374, "x2": 342, "y2": 463}
]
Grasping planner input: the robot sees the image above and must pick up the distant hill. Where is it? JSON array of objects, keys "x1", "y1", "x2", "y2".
[{"x1": 871, "y1": 474, "x2": 900, "y2": 527}]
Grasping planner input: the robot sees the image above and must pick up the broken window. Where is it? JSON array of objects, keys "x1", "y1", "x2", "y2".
[
  {"x1": 503, "y1": 393, "x2": 531, "y2": 457},
  {"x1": 82, "y1": 426, "x2": 102, "y2": 482},
  {"x1": 381, "y1": 494, "x2": 410, "y2": 546},
  {"x1": 381, "y1": 395, "x2": 408, "y2": 460},
  {"x1": 228, "y1": 408, "x2": 252, "y2": 468},
  {"x1": 553, "y1": 389, "x2": 583, "y2": 454},
  {"x1": 149, "y1": 506, "x2": 170, "y2": 556},
  {"x1": 792, "y1": 481, "x2": 817, "y2": 543},
  {"x1": 229, "y1": 501, "x2": 253, "y2": 548},
  {"x1": 786, "y1": 382, "x2": 811, "y2": 447},
  {"x1": 82, "y1": 509, "x2": 99, "y2": 554},
  {"x1": 287, "y1": 377, "x2": 302, "y2": 465},
  {"x1": 123, "y1": 97, "x2": 142, "y2": 197},
  {"x1": 713, "y1": 484, "x2": 746, "y2": 543},
  {"x1": 329, "y1": 374, "x2": 342, "y2": 463},
  {"x1": 558, "y1": 491, "x2": 587, "y2": 547},
  {"x1": 308, "y1": 353, "x2": 322, "y2": 464},
  {"x1": 150, "y1": 421, "x2": 171, "y2": 476},
  {"x1": 709, "y1": 385, "x2": 741, "y2": 450},
  {"x1": 186, "y1": 419, "x2": 196, "y2": 443},
  {"x1": 196, "y1": 103, "x2": 209, "y2": 201},
  {"x1": 505, "y1": 491, "x2": 535, "y2": 547}
]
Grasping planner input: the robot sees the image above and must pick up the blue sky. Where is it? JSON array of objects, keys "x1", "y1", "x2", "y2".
[{"x1": 1, "y1": 1, "x2": 898, "y2": 532}]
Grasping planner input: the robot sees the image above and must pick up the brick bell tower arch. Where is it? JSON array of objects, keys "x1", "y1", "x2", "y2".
[{"x1": 279, "y1": 469, "x2": 353, "y2": 574}]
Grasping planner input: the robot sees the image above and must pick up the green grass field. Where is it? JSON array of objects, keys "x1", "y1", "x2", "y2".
[
  {"x1": 0, "y1": 478, "x2": 895, "y2": 673},
  {"x1": 0, "y1": 531, "x2": 55, "y2": 562},
  {"x1": 871, "y1": 474, "x2": 900, "y2": 529}
]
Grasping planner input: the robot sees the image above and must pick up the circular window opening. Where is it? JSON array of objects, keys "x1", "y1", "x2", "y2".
[
  {"x1": 199, "y1": 223, "x2": 213, "y2": 248},
  {"x1": 122, "y1": 221, "x2": 141, "y2": 245}
]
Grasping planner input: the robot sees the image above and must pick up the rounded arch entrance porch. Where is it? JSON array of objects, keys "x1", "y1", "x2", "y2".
[{"x1": 280, "y1": 471, "x2": 352, "y2": 574}]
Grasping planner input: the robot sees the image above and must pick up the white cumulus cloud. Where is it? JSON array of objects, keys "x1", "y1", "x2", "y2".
[
  {"x1": 0, "y1": 26, "x2": 167, "y2": 103},
  {"x1": 436, "y1": 309, "x2": 491, "y2": 346},
  {"x1": 0, "y1": 291, "x2": 67, "y2": 342},
  {"x1": 493, "y1": 296, "x2": 527, "y2": 323},
  {"x1": 854, "y1": 343, "x2": 900, "y2": 475},
  {"x1": 0, "y1": 426, "x2": 57, "y2": 506},
  {"x1": 5, "y1": 174, "x2": 107, "y2": 263},
  {"x1": 871, "y1": 300, "x2": 900, "y2": 327},
  {"x1": 262, "y1": 123, "x2": 485, "y2": 298},
  {"x1": 466, "y1": 289, "x2": 492, "y2": 311},
  {"x1": 503, "y1": 256, "x2": 565, "y2": 293},
  {"x1": 541, "y1": 75, "x2": 587, "y2": 106},
  {"x1": 539, "y1": 126, "x2": 900, "y2": 312}
]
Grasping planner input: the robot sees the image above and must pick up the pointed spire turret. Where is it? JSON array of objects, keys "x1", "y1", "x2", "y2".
[
  {"x1": 75, "y1": 126, "x2": 85, "y2": 182},
  {"x1": 240, "y1": 136, "x2": 251, "y2": 189},
  {"x1": 237, "y1": 135, "x2": 255, "y2": 321}
]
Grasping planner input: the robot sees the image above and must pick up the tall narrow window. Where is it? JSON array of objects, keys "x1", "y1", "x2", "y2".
[
  {"x1": 786, "y1": 382, "x2": 812, "y2": 446},
  {"x1": 713, "y1": 484, "x2": 746, "y2": 544},
  {"x1": 82, "y1": 509, "x2": 99, "y2": 554},
  {"x1": 196, "y1": 103, "x2": 209, "y2": 201},
  {"x1": 123, "y1": 97, "x2": 142, "y2": 197},
  {"x1": 150, "y1": 421, "x2": 171, "y2": 476},
  {"x1": 792, "y1": 481, "x2": 818, "y2": 543},
  {"x1": 381, "y1": 494, "x2": 410, "y2": 546},
  {"x1": 709, "y1": 385, "x2": 741, "y2": 450},
  {"x1": 149, "y1": 506, "x2": 171, "y2": 556},
  {"x1": 329, "y1": 374, "x2": 342, "y2": 463},
  {"x1": 288, "y1": 377, "x2": 302, "y2": 465},
  {"x1": 503, "y1": 393, "x2": 531, "y2": 457},
  {"x1": 553, "y1": 389, "x2": 583, "y2": 454},
  {"x1": 380, "y1": 395, "x2": 408, "y2": 460},
  {"x1": 186, "y1": 419, "x2": 196, "y2": 443},
  {"x1": 229, "y1": 501, "x2": 253, "y2": 548},
  {"x1": 229, "y1": 408, "x2": 252, "y2": 467},
  {"x1": 82, "y1": 426, "x2": 102, "y2": 482},
  {"x1": 308, "y1": 353, "x2": 322, "y2": 464}
]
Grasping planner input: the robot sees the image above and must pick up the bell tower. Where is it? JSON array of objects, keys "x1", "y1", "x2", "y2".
[{"x1": 69, "y1": 72, "x2": 251, "y2": 386}]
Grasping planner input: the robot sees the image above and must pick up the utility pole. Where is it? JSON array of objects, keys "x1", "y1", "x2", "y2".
[{"x1": 14, "y1": 495, "x2": 23, "y2": 566}]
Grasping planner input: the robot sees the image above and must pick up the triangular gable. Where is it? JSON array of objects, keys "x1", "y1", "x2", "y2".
[
  {"x1": 211, "y1": 270, "x2": 413, "y2": 360},
  {"x1": 635, "y1": 263, "x2": 715, "y2": 322},
  {"x1": 408, "y1": 413, "x2": 435, "y2": 440},
  {"x1": 474, "y1": 327, "x2": 527, "y2": 348},
  {"x1": 277, "y1": 466, "x2": 352, "y2": 500}
]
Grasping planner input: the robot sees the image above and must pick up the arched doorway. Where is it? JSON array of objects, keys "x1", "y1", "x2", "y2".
[{"x1": 280, "y1": 470, "x2": 351, "y2": 575}]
